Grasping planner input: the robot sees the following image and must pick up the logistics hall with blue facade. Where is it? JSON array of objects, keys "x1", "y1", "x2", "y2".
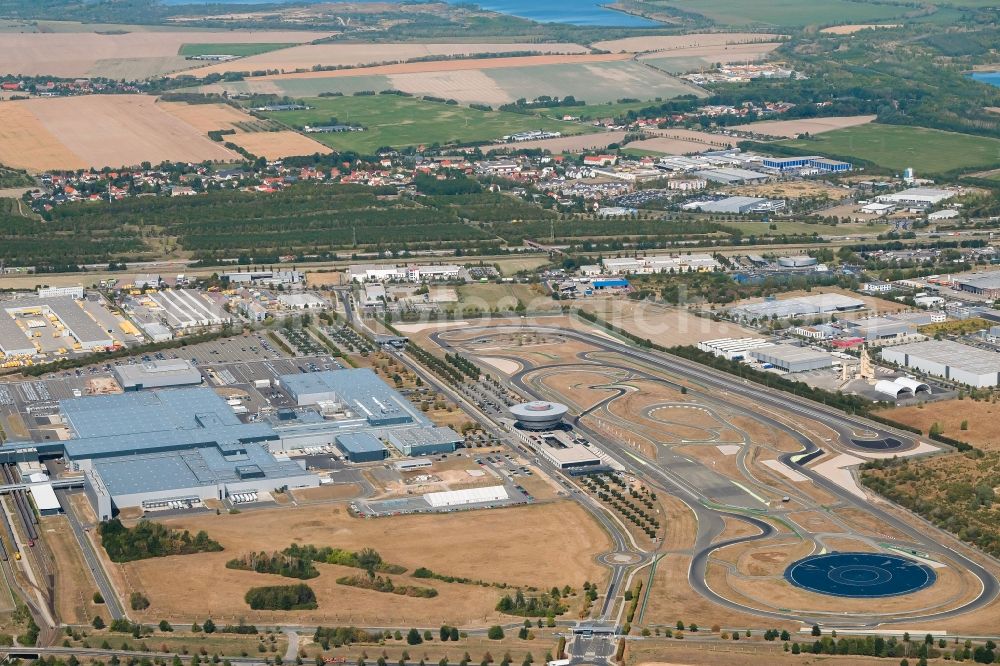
[{"x1": 0, "y1": 368, "x2": 462, "y2": 520}]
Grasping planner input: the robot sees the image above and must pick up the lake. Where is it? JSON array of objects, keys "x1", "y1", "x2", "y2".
[
  {"x1": 161, "y1": 0, "x2": 661, "y2": 26},
  {"x1": 971, "y1": 71, "x2": 1000, "y2": 88}
]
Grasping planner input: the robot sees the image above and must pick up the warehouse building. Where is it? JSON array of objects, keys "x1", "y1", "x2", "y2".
[
  {"x1": 729, "y1": 293, "x2": 865, "y2": 321},
  {"x1": 875, "y1": 187, "x2": 955, "y2": 208},
  {"x1": 30, "y1": 482, "x2": 61, "y2": 516},
  {"x1": 953, "y1": 273, "x2": 1000, "y2": 299},
  {"x1": 697, "y1": 337, "x2": 774, "y2": 360},
  {"x1": 841, "y1": 317, "x2": 917, "y2": 342},
  {"x1": 776, "y1": 256, "x2": 818, "y2": 268},
  {"x1": 693, "y1": 167, "x2": 769, "y2": 184},
  {"x1": 385, "y1": 426, "x2": 462, "y2": 456},
  {"x1": 3, "y1": 388, "x2": 320, "y2": 519},
  {"x1": 280, "y1": 369, "x2": 418, "y2": 425},
  {"x1": 2, "y1": 296, "x2": 114, "y2": 352},
  {"x1": 749, "y1": 344, "x2": 833, "y2": 372},
  {"x1": 145, "y1": 289, "x2": 229, "y2": 329},
  {"x1": 335, "y1": 432, "x2": 388, "y2": 463},
  {"x1": 113, "y1": 359, "x2": 203, "y2": 391},
  {"x1": 683, "y1": 196, "x2": 785, "y2": 214},
  {"x1": 881, "y1": 340, "x2": 1000, "y2": 387},
  {"x1": 760, "y1": 156, "x2": 852, "y2": 173}
]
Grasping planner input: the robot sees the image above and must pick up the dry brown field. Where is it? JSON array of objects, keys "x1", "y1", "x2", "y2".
[
  {"x1": 0, "y1": 31, "x2": 328, "y2": 79},
  {"x1": 105, "y1": 501, "x2": 610, "y2": 626},
  {"x1": 247, "y1": 52, "x2": 634, "y2": 82},
  {"x1": 42, "y1": 515, "x2": 102, "y2": 624},
  {"x1": 159, "y1": 100, "x2": 332, "y2": 159},
  {"x1": 626, "y1": 136, "x2": 721, "y2": 155},
  {"x1": 630, "y1": 646, "x2": 913, "y2": 666},
  {"x1": 592, "y1": 33, "x2": 782, "y2": 53},
  {"x1": 729, "y1": 115, "x2": 877, "y2": 138},
  {"x1": 727, "y1": 180, "x2": 845, "y2": 199},
  {"x1": 577, "y1": 299, "x2": 759, "y2": 346},
  {"x1": 0, "y1": 96, "x2": 238, "y2": 171},
  {"x1": 819, "y1": 24, "x2": 900, "y2": 34},
  {"x1": 885, "y1": 398, "x2": 1000, "y2": 450},
  {"x1": 179, "y1": 42, "x2": 589, "y2": 77},
  {"x1": 487, "y1": 131, "x2": 628, "y2": 154}
]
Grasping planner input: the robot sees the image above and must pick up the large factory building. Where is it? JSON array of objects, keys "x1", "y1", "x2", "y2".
[{"x1": 881, "y1": 340, "x2": 1000, "y2": 388}]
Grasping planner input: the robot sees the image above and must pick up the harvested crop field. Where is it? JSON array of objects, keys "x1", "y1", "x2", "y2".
[
  {"x1": 208, "y1": 55, "x2": 703, "y2": 105},
  {"x1": 626, "y1": 129, "x2": 736, "y2": 154},
  {"x1": 0, "y1": 96, "x2": 239, "y2": 171},
  {"x1": 106, "y1": 501, "x2": 610, "y2": 625},
  {"x1": 592, "y1": 32, "x2": 782, "y2": 53},
  {"x1": 178, "y1": 41, "x2": 589, "y2": 77},
  {"x1": 486, "y1": 131, "x2": 628, "y2": 154},
  {"x1": 730, "y1": 114, "x2": 877, "y2": 138},
  {"x1": 0, "y1": 30, "x2": 328, "y2": 79},
  {"x1": 820, "y1": 23, "x2": 900, "y2": 33},
  {"x1": 638, "y1": 42, "x2": 782, "y2": 73},
  {"x1": 159, "y1": 101, "x2": 332, "y2": 159}
]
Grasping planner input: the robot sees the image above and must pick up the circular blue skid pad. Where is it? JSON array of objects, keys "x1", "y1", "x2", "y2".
[{"x1": 785, "y1": 552, "x2": 936, "y2": 598}]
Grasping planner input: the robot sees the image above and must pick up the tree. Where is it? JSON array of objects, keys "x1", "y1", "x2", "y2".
[
  {"x1": 92, "y1": 616, "x2": 106, "y2": 630},
  {"x1": 357, "y1": 547, "x2": 383, "y2": 580},
  {"x1": 159, "y1": 620, "x2": 173, "y2": 632},
  {"x1": 812, "y1": 625, "x2": 822, "y2": 637},
  {"x1": 675, "y1": 620, "x2": 684, "y2": 631},
  {"x1": 450, "y1": 627, "x2": 459, "y2": 641},
  {"x1": 792, "y1": 644, "x2": 801, "y2": 655},
  {"x1": 488, "y1": 626, "x2": 505, "y2": 640},
  {"x1": 780, "y1": 630, "x2": 790, "y2": 641},
  {"x1": 203, "y1": 619, "x2": 216, "y2": 634},
  {"x1": 406, "y1": 629, "x2": 422, "y2": 645},
  {"x1": 93, "y1": 591, "x2": 105, "y2": 604}
]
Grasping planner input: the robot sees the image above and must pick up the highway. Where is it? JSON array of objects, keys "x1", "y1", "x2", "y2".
[
  {"x1": 430, "y1": 321, "x2": 1000, "y2": 628},
  {"x1": 56, "y1": 489, "x2": 125, "y2": 621}
]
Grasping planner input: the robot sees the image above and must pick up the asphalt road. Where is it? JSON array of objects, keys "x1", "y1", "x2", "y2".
[{"x1": 433, "y1": 323, "x2": 1000, "y2": 628}]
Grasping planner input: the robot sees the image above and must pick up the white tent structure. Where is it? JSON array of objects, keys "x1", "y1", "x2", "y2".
[{"x1": 424, "y1": 486, "x2": 508, "y2": 508}]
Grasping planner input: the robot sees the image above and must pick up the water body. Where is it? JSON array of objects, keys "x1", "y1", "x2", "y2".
[
  {"x1": 971, "y1": 71, "x2": 1000, "y2": 88},
  {"x1": 161, "y1": 0, "x2": 661, "y2": 27}
]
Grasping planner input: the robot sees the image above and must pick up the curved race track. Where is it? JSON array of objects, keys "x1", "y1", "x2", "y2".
[{"x1": 431, "y1": 323, "x2": 1000, "y2": 628}]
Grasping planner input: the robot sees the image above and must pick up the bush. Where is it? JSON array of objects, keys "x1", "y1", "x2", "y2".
[
  {"x1": 93, "y1": 591, "x2": 105, "y2": 604},
  {"x1": 99, "y1": 519, "x2": 222, "y2": 562},
  {"x1": 244, "y1": 584, "x2": 317, "y2": 611},
  {"x1": 130, "y1": 592, "x2": 150, "y2": 611},
  {"x1": 487, "y1": 627, "x2": 504, "y2": 640}
]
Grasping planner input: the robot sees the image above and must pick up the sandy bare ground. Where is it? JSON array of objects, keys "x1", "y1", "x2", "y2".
[
  {"x1": 0, "y1": 96, "x2": 239, "y2": 171},
  {"x1": 244, "y1": 52, "x2": 634, "y2": 82},
  {"x1": 593, "y1": 32, "x2": 782, "y2": 53},
  {"x1": 729, "y1": 115, "x2": 877, "y2": 138},
  {"x1": 487, "y1": 130, "x2": 628, "y2": 154},
  {"x1": 159, "y1": 100, "x2": 332, "y2": 158},
  {"x1": 176, "y1": 42, "x2": 589, "y2": 77},
  {"x1": 0, "y1": 31, "x2": 329, "y2": 79},
  {"x1": 820, "y1": 24, "x2": 900, "y2": 34}
]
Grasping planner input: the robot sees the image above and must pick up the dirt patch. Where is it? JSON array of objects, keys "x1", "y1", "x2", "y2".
[
  {"x1": 729, "y1": 115, "x2": 877, "y2": 138},
  {"x1": 292, "y1": 484, "x2": 363, "y2": 502},
  {"x1": 736, "y1": 538, "x2": 815, "y2": 577}
]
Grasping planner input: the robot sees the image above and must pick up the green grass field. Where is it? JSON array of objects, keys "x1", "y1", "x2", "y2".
[
  {"x1": 263, "y1": 95, "x2": 592, "y2": 153},
  {"x1": 777, "y1": 124, "x2": 1000, "y2": 174},
  {"x1": 725, "y1": 220, "x2": 891, "y2": 236},
  {"x1": 178, "y1": 43, "x2": 296, "y2": 57},
  {"x1": 648, "y1": 0, "x2": 911, "y2": 26}
]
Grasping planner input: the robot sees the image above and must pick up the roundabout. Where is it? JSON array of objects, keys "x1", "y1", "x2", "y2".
[{"x1": 785, "y1": 552, "x2": 937, "y2": 598}]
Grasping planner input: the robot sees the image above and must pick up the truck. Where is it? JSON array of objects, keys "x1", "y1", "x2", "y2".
[{"x1": 254, "y1": 379, "x2": 272, "y2": 389}]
